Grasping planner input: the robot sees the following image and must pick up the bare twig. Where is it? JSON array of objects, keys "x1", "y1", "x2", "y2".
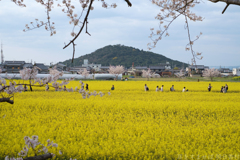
[
  {"x1": 222, "y1": 3, "x2": 230, "y2": 13},
  {"x1": 86, "y1": 20, "x2": 91, "y2": 36},
  {"x1": 72, "y1": 42, "x2": 76, "y2": 63}
]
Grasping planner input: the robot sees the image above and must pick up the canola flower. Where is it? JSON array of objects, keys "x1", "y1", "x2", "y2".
[{"x1": 1, "y1": 81, "x2": 240, "y2": 159}]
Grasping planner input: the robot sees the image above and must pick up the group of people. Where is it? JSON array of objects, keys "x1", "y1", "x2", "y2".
[
  {"x1": 154, "y1": 85, "x2": 164, "y2": 92},
  {"x1": 145, "y1": 84, "x2": 189, "y2": 92},
  {"x1": 208, "y1": 83, "x2": 228, "y2": 93},
  {"x1": 121, "y1": 77, "x2": 128, "y2": 81},
  {"x1": 144, "y1": 83, "x2": 229, "y2": 93},
  {"x1": 45, "y1": 83, "x2": 90, "y2": 92},
  {"x1": 44, "y1": 82, "x2": 229, "y2": 93}
]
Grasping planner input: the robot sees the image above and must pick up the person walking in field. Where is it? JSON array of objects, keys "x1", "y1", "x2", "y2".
[
  {"x1": 208, "y1": 84, "x2": 212, "y2": 92},
  {"x1": 220, "y1": 86, "x2": 223, "y2": 93},
  {"x1": 86, "y1": 84, "x2": 89, "y2": 91},
  {"x1": 145, "y1": 84, "x2": 149, "y2": 91},
  {"x1": 45, "y1": 83, "x2": 49, "y2": 91},
  {"x1": 24, "y1": 85, "x2": 27, "y2": 92},
  {"x1": 223, "y1": 86, "x2": 226, "y2": 93},
  {"x1": 111, "y1": 85, "x2": 115, "y2": 90},
  {"x1": 170, "y1": 85, "x2": 175, "y2": 91},
  {"x1": 225, "y1": 84, "x2": 228, "y2": 92},
  {"x1": 156, "y1": 86, "x2": 159, "y2": 92},
  {"x1": 182, "y1": 87, "x2": 189, "y2": 92},
  {"x1": 160, "y1": 85, "x2": 164, "y2": 92},
  {"x1": 182, "y1": 87, "x2": 186, "y2": 92}
]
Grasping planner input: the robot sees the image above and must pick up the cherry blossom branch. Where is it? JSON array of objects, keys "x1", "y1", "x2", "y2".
[
  {"x1": 149, "y1": 0, "x2": 203, "y2": 65},
  {"x1": 10, "y1": 0, "x2": 26, "y2": 7},
  {"x1": 63, "y1": 0, "x2": 94, "y2": 61},
  {"x1": 9, "y1": 0, "x2": 132, "y2": 62}
]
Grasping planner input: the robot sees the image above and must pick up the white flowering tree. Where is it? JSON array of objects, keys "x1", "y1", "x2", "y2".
[
  {"x1": 0, "y1": 66, "x2": 71, "y2": 104},
  {"x1": 78, "y1": 68, "x2": 90, "y2": 79},
  {"x1": 0, "y1": 66, "x2": 109, "y2": 104},
  {"x1": 108, "y1": 65, "x2": 125, "y2": 81},
  {"x1": 202, "y1": 68, "x2": 220, "y2": 81},
  {"x1": 142, "y1": 68, "x2": 155, "y2": 81},
  {"x1": 174, "y1": 69, "x2": 185, "y2": 81},
  {"x1": 0, "y1": 68, "x2": 24, "y2": 104}
]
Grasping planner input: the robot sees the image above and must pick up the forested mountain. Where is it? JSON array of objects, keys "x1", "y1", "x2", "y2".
[{"x1": 60, "y1": 44, "x2": 188, "y2": 68}]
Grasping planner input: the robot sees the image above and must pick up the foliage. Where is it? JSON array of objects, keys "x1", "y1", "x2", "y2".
[
  {"x1": 1, "y1": 81, "x2": 240, "y2": 159},
  {"x1": 60, "y1": 45, "x2": 188, "y2": 68},
  {"x1": 232, "y1": 76, "x2": 240, "y2": 81}
]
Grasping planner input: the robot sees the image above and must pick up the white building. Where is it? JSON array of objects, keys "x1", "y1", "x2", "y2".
[
  {"x1": 82, "y1": 59, "x2": 101, "y2": 72},
  {"x1": 233, "y1": 68, "x2": 240, "y2": 76}
]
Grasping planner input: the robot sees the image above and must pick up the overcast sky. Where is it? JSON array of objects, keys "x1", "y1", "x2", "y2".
[{"x1": 0, "y1": 0, "x2": 239, "y2": 67}]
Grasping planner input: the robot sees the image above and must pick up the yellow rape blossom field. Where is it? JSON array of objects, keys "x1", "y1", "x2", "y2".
[{"x1": 1, "y1": 81, "x2": 240, "y2": 160}]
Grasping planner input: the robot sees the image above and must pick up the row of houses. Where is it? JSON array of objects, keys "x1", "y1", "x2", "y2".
[
  {"x1": 0, "y1": 60, "x2": 239, "y2": 76},
  {"x1": 0, "y1": 61, "x2": 49, "y2": 73}
]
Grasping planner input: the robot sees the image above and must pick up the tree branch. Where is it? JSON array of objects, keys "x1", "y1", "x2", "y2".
[
  {"x1": 209, "y1": 0, "x2": 240, "y2": 5},
  {"x1": 124, "y1": 0, "x2": 132, "y2": 7},
  {"x1": 72, "y1": 42, "x2": 76, "y2": 63},
  {"x1": 222, "y1": 3, "x2": 230, "y2": 14},
  {"x1": 23, "y1": 153, "x2": 52, "y2": 160},
  {"x1": 209, "y1": 0, "x2": 240, "y2": 14},
  {"x1": 63, "y1": 0, "x2": 94, "y2": 61},
  {"x1": 0, "y1": 98, "x2": 14, "y2": 104}
]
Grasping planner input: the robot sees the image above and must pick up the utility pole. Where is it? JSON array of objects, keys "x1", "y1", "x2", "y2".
[{"x1": 1, "y1": 42, "x2": 4, "y2": 64}]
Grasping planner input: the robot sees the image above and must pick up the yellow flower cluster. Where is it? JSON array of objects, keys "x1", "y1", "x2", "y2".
[{"x1": 1, "y1": 81, "x2": 240, "y2": 159}]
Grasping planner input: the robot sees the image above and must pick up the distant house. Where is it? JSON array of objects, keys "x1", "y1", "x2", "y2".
[
  {"x1": 218, "y1": 68, "x2": 231, "y2": 73},
  {"x1": 127, "y1": 66, "x2": 147, "y2": 76},
  {"x1": 67, "y1": 66, "x2": 91, "y2": 74},
  {"x1": 158, "y1": 62, "x2": 171, "y2": 70},
  {"x1": 100, "y1": 66, "x2": 110, "y2": 73},
  {"x1": 149, "y1": 65, "x2": 165, "y2": 74},
  {"x1": 0, "y1": 64, "x2": 6, "y2": 73},
  {"x1": 54, "y1": 63, "x2": 67, "y2": 71},
  {"x1": 233, "y1": 68, "x2": 240, "y2": 76},
  {"x1": 82, "y1": 59, "x2": 101, "y2": 72},
  {"x1": 186, "y1": 65, "x2": 209, "y2": 74},
  {"x1": 23, "y1": 63, "x2": 33, "y2": 69},
  {"x1": 2, "y1": 61, "x2": 25, "y2": 73},
  {"x1": 34, "y1": 63, "x2": 49, "y2": 74}
]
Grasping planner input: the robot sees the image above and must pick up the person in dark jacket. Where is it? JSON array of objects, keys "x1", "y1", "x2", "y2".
[{"x1": 111, "y1": 85, "x2": 115, "y2": 90}]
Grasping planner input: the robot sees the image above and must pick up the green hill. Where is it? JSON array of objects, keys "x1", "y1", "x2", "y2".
[{"x1": 60, "y1": 44, "x2": 188, "y2": 68}]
